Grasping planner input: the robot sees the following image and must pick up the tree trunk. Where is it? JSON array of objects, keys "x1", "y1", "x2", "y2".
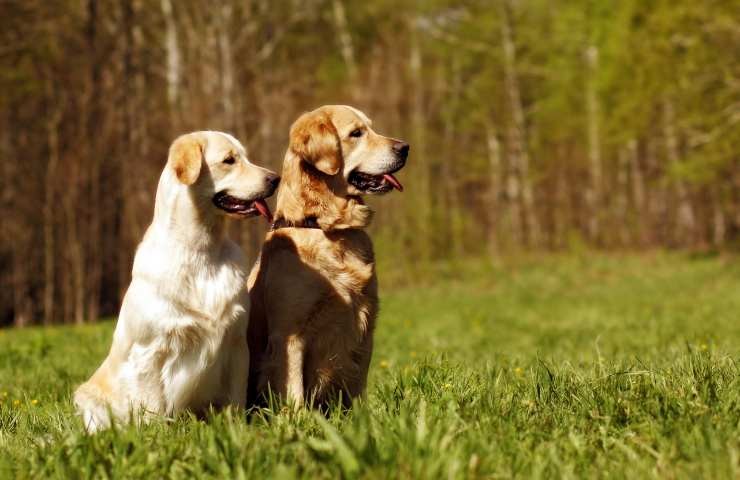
[
  {"x1": 553, "y1": 148, "x2": 569, "y2": 249},
  {"x1": 486, "y1": 123, "x2": 502, "y2": 254},
  {"x1": 64, "y1": 162, "x2": 86, "y2": 325},
  {"x1": 161, "y1": 0, "x2": 181, "y2": 126},
  {"x1": 218, "y1": 0, "x2": 236, "y2": 131},
  {"x1": 711, "y1": 186, "x2": 726, "y2": 247},
  {"x1": 85, "y1": 0, "x2": 102, "y2": 323},
  {"x1": 409, "y1": 17, "x2": 431, "y2": 260},
  {"x1": 441, "y1": 58, "x2": 464, "y2": 257},
  {"x1": 118, "y1": 0, "x2": 137, "y2": 302},
  {"x1": 12, "y1": 252, "x2": 32, "y2": 328},
  {"x1": 733, "y1": 168, "x2": 740, "y2": 242},
  {"x1": 627, "y1": 139, "x2": 648, "y2": 246},
  {"x1": 663, "y1": 100, "x2": 696, "y2": 247},
  {"x1": 584, "y1": 45, "x2": 602, "y2": 244},
  {"x1": 615, "y1": 146, "x2": 630, "y2": 246},
  {"x1": 644, "y1": 137, "x2": 666, "y2": 245},
  {"x1": 332, "y1": 0, "x2": 358, "y2": 82},
  {"x1": 500, "y1": 0, "x2": 540, "y2": 247},
  {"x1": 43, "y1": 77, "x2": 62, "y2": 326}
]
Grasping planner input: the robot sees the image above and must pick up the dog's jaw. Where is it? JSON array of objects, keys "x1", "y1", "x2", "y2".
[
  {"x1": 212, "y1": 191, "x2": 273, "y2": 222},
  {"x1": 347, "y1": 170, "x2": 403, "y2": 194}
]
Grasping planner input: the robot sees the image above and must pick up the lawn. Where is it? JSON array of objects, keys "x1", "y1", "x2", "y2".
[{"x1": 0, "y1": 253, "x2": 738, "y2": 479}]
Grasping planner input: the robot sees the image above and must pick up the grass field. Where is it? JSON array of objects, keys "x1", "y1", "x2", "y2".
[{"x1": 1, "y1": 253, "x2": 739, "y2": 479}]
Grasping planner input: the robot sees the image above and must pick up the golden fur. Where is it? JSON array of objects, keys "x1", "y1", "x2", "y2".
[{"x1": 247, "y1": 105, "x2": 408, "y2": 407}]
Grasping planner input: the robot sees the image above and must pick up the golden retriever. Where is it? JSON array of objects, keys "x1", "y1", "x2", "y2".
[
  {"x1": 74, "y1": 131, "x2": 279, "y2": 431},
  {"x1": 247, "y1": 105, "x2": 408, "y2": 407}
]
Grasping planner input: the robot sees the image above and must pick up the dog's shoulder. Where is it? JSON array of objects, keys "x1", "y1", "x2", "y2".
[{"x1": 260, "y1": 228, "x2": 375, "y2": 300}]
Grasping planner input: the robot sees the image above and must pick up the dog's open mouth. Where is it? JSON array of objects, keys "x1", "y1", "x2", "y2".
[
  {"x1": 348, "y1": 170, "x2": 404, "y2": 194},
  {"x1": 212, "y1": 191, "x2": 273, "y2": 222}
]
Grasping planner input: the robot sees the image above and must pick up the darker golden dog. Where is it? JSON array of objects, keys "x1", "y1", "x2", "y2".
[{"x1": 247, "y1": 105, "x2": 408, "y2": 407}]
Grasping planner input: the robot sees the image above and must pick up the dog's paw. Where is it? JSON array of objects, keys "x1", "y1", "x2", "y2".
[{"x1": 74, "y1": 385, "x2": 112, "y2": 433}]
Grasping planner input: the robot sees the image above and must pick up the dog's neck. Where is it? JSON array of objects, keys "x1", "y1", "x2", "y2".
[
  {"x1": 151, "y1": 170, "x2": 228, "y2": 250},
  {"x1": 273, "y1": 153, "x2": 373, "y2": 231}
]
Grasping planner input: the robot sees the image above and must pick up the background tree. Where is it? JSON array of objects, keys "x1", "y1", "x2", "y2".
[{"x1": 0, "y1": 0, "x2": 738, "y2": 326}]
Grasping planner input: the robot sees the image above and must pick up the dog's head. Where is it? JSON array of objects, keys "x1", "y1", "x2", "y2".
[
  {"x1": 167, "y1": 131, "x2": 279, "y2": 221},
  {"x1": 290, "y1": 105, "x2": 408, "y2": 194},
  {"x1": 276, "y1": 106, "x2": 408, "y2": 229}
]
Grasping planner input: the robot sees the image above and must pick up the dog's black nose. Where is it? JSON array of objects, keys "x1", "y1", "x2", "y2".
[
  {"x1": 266, "y1": 174, "x2": 280, "y2": 193},
  {"x1": 393, "y1": 142, "x2": 410, "y2": 159}
]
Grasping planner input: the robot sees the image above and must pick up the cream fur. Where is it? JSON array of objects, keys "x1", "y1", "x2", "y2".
[{"x1": 74, "y1": 131, "x2": 277, "y2": 431}]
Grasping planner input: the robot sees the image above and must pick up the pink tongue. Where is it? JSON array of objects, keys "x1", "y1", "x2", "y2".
[
  {"x1": 383, "y1": 173, "x2": 404, "y2": 192},
  {"x1": 252, "y1": 199, "x2": 273, "y2": 223}
]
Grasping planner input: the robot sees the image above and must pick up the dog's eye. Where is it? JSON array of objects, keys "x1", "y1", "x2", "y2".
[
  {"x1": 349, "y1": 128, "x2": 363, "y2": 138},
  {"x1": 223, "y1": 156, "x2": 236, "y2": 165}
]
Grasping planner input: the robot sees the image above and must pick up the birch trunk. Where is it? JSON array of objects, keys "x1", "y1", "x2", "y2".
[
  {"x1": 663, "y1": 100, "x2": 696, "y2": 246},
  {"x1": 643, "y1": 138, "x2": 661, "y2": 244},
  {"x1": 203, "y1": 11, "x2": 220, "y2": 126},
  {"x1": 161, "y1": 0, "x2": 181, "y2": 124},
  {"x1": 501, "y1": 1, "x2": 540, "y2": 247},
  {"x1": 486, "y1": 124, "x2": 502, "y2": 254},
  {"x1": 332, "y1": 0, "x2": 358, "y2": 82},
  {"x1": 615, "y1": 147, "x2": 630, "y2": 246},
  {"x1": 627, "y1": 139, "x2": 647, "y2": 245},
  {"x1": 584, "y1": 45, "x2": 602, "y2": 244},
  {"x1": 553, "y1": 150, "x2": 569, "y2": 249},
  {"x1": 409, "y1": 17, "x2": 431, "y2": 259},
  {"x1": 218, "y1": 1, "x2": 236, "y2": 131},
  {"x1": 437, "y1": 58, "x2": 463, "y2": 256}
]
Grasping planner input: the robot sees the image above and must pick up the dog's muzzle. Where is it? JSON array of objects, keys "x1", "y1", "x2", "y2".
[
  {"x1": 348, "y1": 142, "x2": 408, "y2": 194},
  {"x1": 212, "y1": 191, "x2": 274, "y2": 222}
]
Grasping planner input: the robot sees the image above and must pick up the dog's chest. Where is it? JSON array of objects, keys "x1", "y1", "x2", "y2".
[
  {"x1": 190, "y1": 265, "x2": 247, "y2": 321},
  {"x1": 137, "y1": 240, "x2": 248, "y2": 323},
  {"x1": 164, "y1": 261, "x2": 248, "y2": 351},
  {"x1": 310, "y1": 232, "x2": 375, "y2": 298},
  {"x1": 152, "y1": 262, "x2": 248, "y2": 410},
  {"x1": 131, "y1": 239, "x2": 248, "y2": 372}
]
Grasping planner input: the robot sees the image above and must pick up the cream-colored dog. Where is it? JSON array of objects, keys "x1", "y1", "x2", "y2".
[{"x1": 74, "y1": 131, "x2": 278, "y2": 431}]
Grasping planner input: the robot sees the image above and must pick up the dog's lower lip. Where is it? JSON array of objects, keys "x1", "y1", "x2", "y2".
[
  {"x1": 212, "y1": 192, "x2": 272, "y2": 222},
  {"x1": 348, "y1": 169, "x2": 404, "y2": 193}
]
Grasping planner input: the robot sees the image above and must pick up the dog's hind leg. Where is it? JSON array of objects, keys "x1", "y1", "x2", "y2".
[{"x1": 225, "y1": 331, "x2": 248, "y2": 409}]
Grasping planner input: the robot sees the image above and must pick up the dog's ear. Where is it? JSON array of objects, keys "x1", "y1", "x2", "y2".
[
  {"x1": 289, "y1": 111, "x2": 341, "y2": 176},
  {"x1": 168, "y1": 133, "x2": 204, "y2": 185}
]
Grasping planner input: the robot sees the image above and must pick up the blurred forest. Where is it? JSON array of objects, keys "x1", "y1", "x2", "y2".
[{"x1": 1, "y1": 0, "x2": 739, "y2": 327}]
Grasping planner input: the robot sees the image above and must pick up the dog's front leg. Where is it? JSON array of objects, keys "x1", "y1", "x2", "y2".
[
  {"x1": 262, "y1": 333, "x2": 305, "y2": 406},
  {"x1": 284, "y1": 335, "x2": 305, "y2": 405}
]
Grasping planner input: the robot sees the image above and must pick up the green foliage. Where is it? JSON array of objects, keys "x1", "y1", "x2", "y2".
[
  {"x1": 1, "y1": 254, "x2": 739, "y2": 478},
  {"x1": 2, "y1": 0, "x2": 739, "y2": 326}
]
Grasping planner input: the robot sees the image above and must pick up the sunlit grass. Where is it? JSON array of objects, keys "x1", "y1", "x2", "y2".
[{"x1": 0, "y1": 253, "x2": 738, "y2": 478}]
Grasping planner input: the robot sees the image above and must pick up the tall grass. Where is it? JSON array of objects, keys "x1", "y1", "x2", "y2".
[{"x1": 0, "y1": 253, "x2": 738, "y2": 478}]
